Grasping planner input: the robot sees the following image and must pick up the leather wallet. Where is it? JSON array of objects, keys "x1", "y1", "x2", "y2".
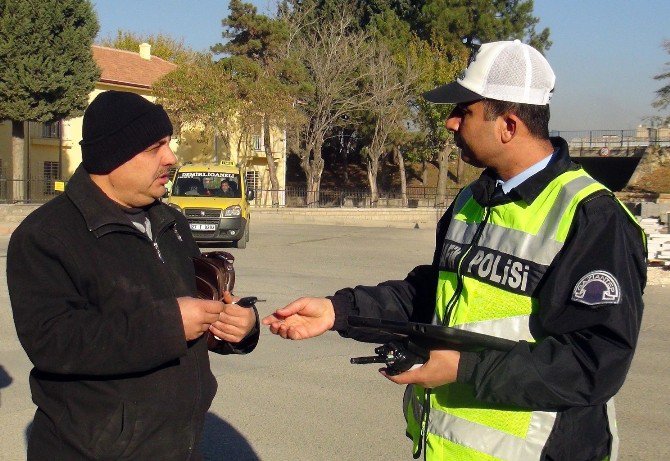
[
  {"x1": 193, "y1": 251, "x2": 235, "y2": 302},
  {"x1": 192, "y1": 251, "x2": 238, "y2": 353}
]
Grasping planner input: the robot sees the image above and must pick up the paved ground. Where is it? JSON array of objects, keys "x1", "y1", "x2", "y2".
[{"x1": 0, "y1": 222, "x2": 668, "y2": 460}]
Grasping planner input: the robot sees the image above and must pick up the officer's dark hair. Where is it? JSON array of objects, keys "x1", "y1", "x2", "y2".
[{"x1": 482, "y1": 99, "x2": 550, "y2": 139}]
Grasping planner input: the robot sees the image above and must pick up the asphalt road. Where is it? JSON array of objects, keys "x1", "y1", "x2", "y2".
[{"x1": 0, "y1": 222, "x2": 668, "y2": 460}]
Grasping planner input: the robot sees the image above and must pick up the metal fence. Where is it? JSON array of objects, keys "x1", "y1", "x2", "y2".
[
  {"x1": 550, "y1": 129, "x2": 670, "y2": 148},
  {"x1": 251, "y1": 185, "x2": 462, "y2": 208},
  {"x1": 0, "y1": 177, "x2": 462, "y2": 208},
  {"x1": 0, "y1": 177, "x2": 60, "y2": 204}
]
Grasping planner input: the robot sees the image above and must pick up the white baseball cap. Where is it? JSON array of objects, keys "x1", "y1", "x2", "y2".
[{"x1": 423, "y1": 40, "x2": 555, "y2": 106}]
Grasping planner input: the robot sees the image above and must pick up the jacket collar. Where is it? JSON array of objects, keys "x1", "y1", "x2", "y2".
[
  {"x1": 66, "y1": 165, "x2": 176, "y2": 238},
  {"x1": 471, "y1": 137, "x2": 580, "y2": 206}
]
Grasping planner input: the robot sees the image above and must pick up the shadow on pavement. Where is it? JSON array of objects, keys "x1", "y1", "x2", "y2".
[
  {"x1": 0, "y1": 365, "x2": 12, "y2": 388},
  {"x1": 24, "y1": 421, "x2": 32, "y2": 450},
  {"x1": 199, "y1": 412, "x2": 259, "y2": 460}
]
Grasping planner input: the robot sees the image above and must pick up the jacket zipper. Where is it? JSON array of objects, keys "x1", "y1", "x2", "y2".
[
  {"x1": 441, "y1": 206, "x2": 491, "y2": 327},
  {"x1": 153, "y1": 222, "x2": 202, "y2": 454},
  {"x1": 415, "y1": 205, "x2": 492, "y2": 460},
  {"x1": 98, "y1": 220, "x2": 201, "y2": 452},
  {"x1": 152, "y1": 241, "x2": 164, "y2": 262}
]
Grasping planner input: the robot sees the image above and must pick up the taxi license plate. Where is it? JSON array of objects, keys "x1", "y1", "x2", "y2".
[{"x1": 190, "y1": 223, "x2": 216, "y2": 231}]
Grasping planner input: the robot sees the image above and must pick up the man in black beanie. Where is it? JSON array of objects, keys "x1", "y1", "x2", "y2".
[{"x1": 7, "y1": 90, "x2": 259, "y2": 459}]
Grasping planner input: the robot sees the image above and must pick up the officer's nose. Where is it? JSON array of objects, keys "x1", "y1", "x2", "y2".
[{"x1": 445, "y1": 109, "x2": 462, "y2": 132}]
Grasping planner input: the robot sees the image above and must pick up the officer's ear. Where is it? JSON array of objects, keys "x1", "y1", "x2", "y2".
[{"x1": 500, "y1": 113, "x2": 519, "y2": 144}]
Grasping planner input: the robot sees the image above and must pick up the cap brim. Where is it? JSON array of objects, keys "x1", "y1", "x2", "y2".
[{"x1": 422, "y1": 82, "x2": 482, "y2": 104}]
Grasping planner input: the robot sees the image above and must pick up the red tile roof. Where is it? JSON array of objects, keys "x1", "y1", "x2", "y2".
[{"x1": 92, "y1": 45, "x2": 177, "y2": 89}]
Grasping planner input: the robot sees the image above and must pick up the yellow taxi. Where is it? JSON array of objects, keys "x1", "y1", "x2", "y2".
[{"x1": 167, "y1": 162, "x2": 253, "y2": 248}]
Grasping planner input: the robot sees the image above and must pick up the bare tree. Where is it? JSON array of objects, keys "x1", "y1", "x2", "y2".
[
  {"x1": 653, "y1": 40, "x2": 670, "y2": 124},
  {"x1": 359, "y1": 44, "x2": 417, "y2": 206},
  {"x1": 289, "y1": 11, "x2": 375, "y2": 206}
]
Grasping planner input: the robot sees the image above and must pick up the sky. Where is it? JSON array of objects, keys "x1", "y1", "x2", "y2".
[{"x1": 93, "y1": 0, "x2": 670, "y2": 132}]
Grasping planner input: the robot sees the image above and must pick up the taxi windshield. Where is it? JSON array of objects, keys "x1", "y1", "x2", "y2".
[{"x1": 172, "y1": 172, "x2": 241, "y2": 198}]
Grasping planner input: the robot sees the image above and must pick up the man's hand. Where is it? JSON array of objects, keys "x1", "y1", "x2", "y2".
[
  {"x1": 177, "y1": 297, "x2": 224, "y2": 341},
  {"x1": 209, "y1": 291, "x2": 257, "y2": 343},
  {"x1": 261, "y1": 297, "x2": 335, "y2": 340},
  {"x1": 380, "y1": 349, "x2": 461, "y2": 389}
]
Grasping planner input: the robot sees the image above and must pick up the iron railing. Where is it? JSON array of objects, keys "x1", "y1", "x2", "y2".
[
  {"x1": 0, "y1": 178, "x2": 462, "y2": 207},
  {"x1": 0, "y1": 177, "x2": 61, "y2": 203},
  {"x1": 550, "y1": 129, "x2": 670, "y2": 148},
  {"x1": 251, "y1": 186, "x2": 461, "y2": 208}
]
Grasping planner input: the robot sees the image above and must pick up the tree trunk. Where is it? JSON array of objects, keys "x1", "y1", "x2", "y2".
[
  {"x1": 11, "y1": 120, "x2": 26, "y2": 202},
  {"x1": 300, "y1": 137, "x2": 325, "y2": 208},
  {"x1": 435, "y1": 143, "x2": 451, "y2": 208},
  {"x1": 421, "y1": 159, "x2": 428, "y2": 185},
  {"x1": 366, "y1": 157, "x2": 379, "y2": 208},
  {"x1": 306, "y1": 160, "x2": 324, "y2": 207},
  {"x1": 338, "y1": 129, "x2": 351, "y2": 186},
  {"x1": 456, "y1": 152, "x2": 465, "y2": 185},
  {"x1": 394, "y1": 146, "x2": 408, "y2": 207},
  {"x1": 263, "y1": 115, "x2": 280, "y2": 207}
]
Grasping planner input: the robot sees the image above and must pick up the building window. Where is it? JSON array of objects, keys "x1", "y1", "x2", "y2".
[
  {"x1": 245, "y1": 170, "x2": 259, "y2": 195},
  {"x1": 41, "y1": 121, "x2": 60, "y2": 139},
  {"x1": 43, "y1": 161, "x2": 60, "y2": 195},
  {"x1": 252, "y1": 134, "x2": 263, "y2": 151}
]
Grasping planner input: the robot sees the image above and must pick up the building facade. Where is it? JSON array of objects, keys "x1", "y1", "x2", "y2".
[{"x1": 0, "y1": 44, "x2": 287, "y2": 205}]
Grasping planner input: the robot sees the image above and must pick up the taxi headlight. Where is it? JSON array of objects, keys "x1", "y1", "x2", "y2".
[{"x1": 223, "y1": 205, "x2": 241, "y2": 217}]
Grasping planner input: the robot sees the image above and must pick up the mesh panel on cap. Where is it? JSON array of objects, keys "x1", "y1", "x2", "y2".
[{"x1": 483, "y1": 44, "x2": 554, "y2": 104}]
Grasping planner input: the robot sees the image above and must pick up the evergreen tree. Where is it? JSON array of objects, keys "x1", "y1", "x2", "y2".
[
  {"x1": 0, "y1": 0, "x2": 99, "y2": 200},
  {"x1": 212, "y1": 0, "x2": 289, "y2": 65},
  {"x1": 212, "y1": 0, "x2": 298, "y2": 207},
  {"x1": 414, "y1": 0, "x2": 551, "y2": 52}
]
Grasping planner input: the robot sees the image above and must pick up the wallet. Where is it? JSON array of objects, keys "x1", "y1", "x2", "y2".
[
  {"x1": 193, "y1": 251, "x2": 235, "y2": 302},
  {"x1": 193, "y1": 251, "x2": 254, "y2": 354}
]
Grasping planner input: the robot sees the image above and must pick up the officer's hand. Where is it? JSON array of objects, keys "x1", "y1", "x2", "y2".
[
  {"x1": 380, "y1": 349, "x2": 460, "y2": 389},
  {"x1": 209, "y1": 291, "x2": 257, "y2": 343},
  {"x1": 177, "y1": 296, "x2": 224, "y2": 341},
  {"x1": 262, "y1": 297, "x2": 335, "y2": 340}
]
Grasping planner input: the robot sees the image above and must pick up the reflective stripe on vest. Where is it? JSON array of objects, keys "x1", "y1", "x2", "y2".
[
  {"x1": 406, "y1": 169, "x2": 619, "y2": 460},
  {"x1": 407, "y1": 387, "x2": 557, "y2": 460}
]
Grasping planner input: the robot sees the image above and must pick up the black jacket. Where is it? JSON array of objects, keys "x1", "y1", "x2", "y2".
[
  {"x1": 7, "y1": 166, "x2": 249, "y2": 460},
  {"x1": 330, "y1": 138, "x2": 647, "y2": 460}
]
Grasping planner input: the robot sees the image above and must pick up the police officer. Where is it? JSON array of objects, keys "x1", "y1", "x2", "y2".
[{"x1": 262, "y1": 40, "x2": 646, "y2": 461}]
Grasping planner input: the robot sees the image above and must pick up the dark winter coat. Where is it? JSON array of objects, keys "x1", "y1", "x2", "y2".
[{"x1": 8, "y1": 166, "x2": 219, "y2": 460}]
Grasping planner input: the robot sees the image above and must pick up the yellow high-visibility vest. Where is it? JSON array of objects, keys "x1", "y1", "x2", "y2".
[{"x1": 405, "y1": 169, "x2": 641, "y2": 460}]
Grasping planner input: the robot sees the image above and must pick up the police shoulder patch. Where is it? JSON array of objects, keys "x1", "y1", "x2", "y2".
[{"x1": 571, "y1": 270, "x2": 621, "y2": 306}]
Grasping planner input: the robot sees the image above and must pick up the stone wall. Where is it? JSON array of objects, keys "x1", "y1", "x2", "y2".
[
  {"x1": 569, "y1": 145, "x2": 646, "y2": 158},
  {"x1": 627, "y1": 146, "x2": 670, "y2": 186},
  {"x1": 0, "y1": 204, "x2": 450, "y2": 235},
  {"x1": 252, "y1": 207, "x2": 448, "y2": 229}
]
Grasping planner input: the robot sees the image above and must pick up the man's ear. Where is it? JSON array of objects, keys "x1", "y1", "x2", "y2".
[{"x1": 500, "y1": 114, "x2": 519, "y2": 143}]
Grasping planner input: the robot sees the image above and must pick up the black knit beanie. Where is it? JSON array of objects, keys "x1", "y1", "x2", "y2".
[{"x1": 80, "y1": 91, "x2": 173, "y2": 174}]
